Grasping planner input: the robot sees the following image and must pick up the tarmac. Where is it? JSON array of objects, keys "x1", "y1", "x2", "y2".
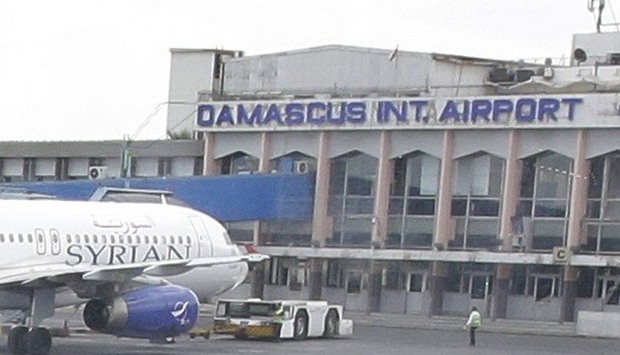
[
  {"x1": 194, "y1": 303, "x2": 578, "y2": 338},
  {"x1": 345, "y1": 311, "x2": 578, "y2": 338},
  {"x1": 1, "y1": 306, "x2": 579, "y2": 339}
]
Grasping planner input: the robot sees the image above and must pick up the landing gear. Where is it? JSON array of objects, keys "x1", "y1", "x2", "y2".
[
  {"x1": 27, "y1": 327, "x2": 52, "y2": 355},
  {"x1": 7, "y1": 326, "x2": 51, "y2": 355},
  {"x1": 7, "y1": 326, "x2": 28, "y2": 355},
  {"x1": 7, "y1": 288, "x2": 55, "y2": 355}
]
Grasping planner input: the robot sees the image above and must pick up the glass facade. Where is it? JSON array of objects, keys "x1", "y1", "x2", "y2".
[
  {"x1": 218, "y1": 151, "x2": 259, "y2": 175},
  {"x1": 586, "y1": 154, "x2": 620, "y2": 252},
  {"x1": 263, "y1": 153, "x2": 315, "y2": 246},
  {"x1": 387, "y1": 153, "x2": 439, "y2": 248},
  {"x1": 218, "y1": 152, "x2": 260, "y2": 243},
  {"x1": 451, "y1": 153, "x2": 504, "y2": 249},
  {"x1": 328, "y1": 152, "x2": 378, "y2": 246},
  {"x1": 518, "y1": 152, "x2": 572, "y2": 251}
]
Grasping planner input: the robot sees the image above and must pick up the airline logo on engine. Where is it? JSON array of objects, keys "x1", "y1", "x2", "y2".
[{"x1": 171, "y1": 301, "x2": 191, "y2": 325}]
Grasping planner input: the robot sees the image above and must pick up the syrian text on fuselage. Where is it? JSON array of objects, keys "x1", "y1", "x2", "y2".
[{"x1": 65, "y1": 244, "x2": 192, "y2": 266}]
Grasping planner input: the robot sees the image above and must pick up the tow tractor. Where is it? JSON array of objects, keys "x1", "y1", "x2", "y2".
[{"x1": 211, "y1": 298, "x2": 353, "y2": 340}]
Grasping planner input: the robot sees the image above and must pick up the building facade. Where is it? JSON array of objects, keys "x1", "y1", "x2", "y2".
[
  {"x1": 0, "y1": 140, "x2": 204, "y2": 182},
  {"x1": 2, "y1": 32, "x2": 620, "y2": 322},
  {"x1": 168, "y1": 34, "x2": 620, "y2": 321}
]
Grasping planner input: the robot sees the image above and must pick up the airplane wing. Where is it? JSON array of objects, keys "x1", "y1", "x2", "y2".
[{"x1": 0, "y1": 253, "x2": 269, "y2": 289}]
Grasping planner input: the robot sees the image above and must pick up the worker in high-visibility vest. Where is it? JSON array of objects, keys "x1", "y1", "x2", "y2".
[
  {"x1": 272, "y1": 305, "x2": 285, "y2": 342},
  {"x1": 464, "y1": 306, "x2": 482, "y2": 346}
]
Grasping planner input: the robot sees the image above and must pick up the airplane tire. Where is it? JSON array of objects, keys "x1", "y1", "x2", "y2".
[
  {"x1": 293, "y1": 310, "x2": 308, "y2": 340},
  {"x1": 7, "y1": 326, "x2": 28, "y2": 355},
  {"x1": 323, "y1": 309, "x2": 339, "y2": 338},
  {"x1": 27, "y1": 327, "x2": 52, "y2": 355}
]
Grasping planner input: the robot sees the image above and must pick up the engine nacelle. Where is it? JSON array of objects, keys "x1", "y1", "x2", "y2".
[{"x1": 83, "y1": 285, "x2": 199, "y2": 339}]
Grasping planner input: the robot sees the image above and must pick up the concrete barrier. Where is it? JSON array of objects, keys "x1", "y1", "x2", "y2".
[{"x1": 577, "y1": 311, "x2": 620, "y2": 338}]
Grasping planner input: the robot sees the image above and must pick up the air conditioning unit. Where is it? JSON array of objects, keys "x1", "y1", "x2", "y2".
[
  {"x1": 488, "y1": 67, "x2": 513, "y2": 83},
  {"x1": 512, "y1": 234, "x2": 525, "y2": 248},
  {"x1": 607, "y1": 53, "x2": 620, "y2": 65},
  {"x1": 293, "y1": 160, "x2": 309, "y2": 174},
  {"x1": 514, "y1": 69, "x2": 535, "y2": 82},
  {"x1": 88, "y1": 166, "x2": 107, "y2": 180}
]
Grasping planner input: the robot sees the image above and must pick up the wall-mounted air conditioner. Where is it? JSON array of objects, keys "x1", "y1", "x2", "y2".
[
  {"x1": 293, "y1": 160, "x2": 309, "y2": 174},
  {"x1": 88, "y1": 166, "x2": 108, "y2": 180},
  {"x1": 607, "y1": 53, "x2": 620, "y2": 65}
]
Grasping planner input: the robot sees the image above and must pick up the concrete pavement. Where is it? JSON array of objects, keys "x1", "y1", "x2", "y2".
[
  {"x1": 195, "y1": 304, "x2": 577, "y2": 338},
  {"x1": 4, "y1": 305, "x2": 578, "y2": 339},
  {"x1": 346, "y1": 311, "x2": 577, "y2": 337}
]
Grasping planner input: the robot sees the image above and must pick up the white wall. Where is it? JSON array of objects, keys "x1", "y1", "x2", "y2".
[
  {"x1": 3, "y1": 158, "x2": 23, "y2": 176},
  {"x1": 68, "y1": 158, "x2": 89, "y2": 177},
  {"x1": 167, "y1": 50, "x2": 216, "y2": 134},
  {"x1": 171, "y1": 157, "x2": 195, "y2": 176},
  {"x1": 577, "y1": 311, "x2": 620, "y2": 338},
  {"x1": 506, "y1": 295, "x2": 561, "y2": 321}
]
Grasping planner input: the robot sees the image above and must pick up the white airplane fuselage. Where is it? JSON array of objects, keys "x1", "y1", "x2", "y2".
[{"x1": 0, "y1": 200, "x2": 248, "y2": 310}]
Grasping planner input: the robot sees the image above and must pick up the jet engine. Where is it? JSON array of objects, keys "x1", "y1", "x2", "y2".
[{"x1": 83, "y1": 285, "x2": 199, "y2": 339}]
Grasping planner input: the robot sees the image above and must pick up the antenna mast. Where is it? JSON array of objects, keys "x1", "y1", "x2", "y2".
[{"x1": 588, "y1": 0, "x2": 620, "y2": 32}]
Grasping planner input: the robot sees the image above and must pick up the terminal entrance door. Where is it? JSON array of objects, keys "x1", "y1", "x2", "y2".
[
  {"x1": 469, "y1": 273, "x2": 493, "y2": 316},
  {"x1": 599, "y1": 276, "x2": 620, "y2": 311}
]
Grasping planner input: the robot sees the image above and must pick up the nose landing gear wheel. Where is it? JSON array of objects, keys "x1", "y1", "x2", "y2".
[
  {"x1": 7, "y1": 326, "x2": 28, "y2": 355},
  {"x1": 7, "y1": 326, "x2": 51, "y2": 355},
  {"x1": 27, "y1": 327, "x2": 52, "y2": 355}
]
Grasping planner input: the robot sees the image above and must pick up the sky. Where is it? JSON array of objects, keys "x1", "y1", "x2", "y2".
[{"x1": 0, "y1": 0, "x2": 614, "y2": 141}]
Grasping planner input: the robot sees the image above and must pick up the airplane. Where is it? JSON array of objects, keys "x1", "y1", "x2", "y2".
[{"x1": 0, "y1": 199, "x2": 268, "y2": 355}]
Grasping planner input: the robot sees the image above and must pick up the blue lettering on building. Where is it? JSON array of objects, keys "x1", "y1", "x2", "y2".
[
  {"x1": 263, "y1": 104, "x2": 282, "y2": 125},
  {"x1": 284, "y1": 103, "x2": 304, "y2": 125},
  {"x1": 470, "y1": 100, "x2": 493, "y2": 122},
  {"x1": 347, "y1": 102, "x2": 367, "y2": 123},
  {"x1": 237, "y1": 105, "x2": 263, "y2": 125},
  {"x1": 326, "y1": 103, "x2": 344, "y2": 124},
  {"x1": 196, "y1": 97, "x2": 584, "y2": 128},
  {"x1": 439, "y1": 101, "x2": 462, "y2": 122},
  {"x1": 492, "y1": 99, "x2": 513, "y2": 121},
  {"x1": 307, "y1": 102, "x2": 326, "y2": 124}
]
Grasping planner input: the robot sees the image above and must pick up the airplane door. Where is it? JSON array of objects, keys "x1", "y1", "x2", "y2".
[
  {"x1": 49, "y1": 229, "x2": 61, "y2": 255},
  {"x1": 189, "y1": 217, "x2": 213, "y2": 257},
  {"x1": 34, "y1": 228, "x2": 46, "y2": 255}
]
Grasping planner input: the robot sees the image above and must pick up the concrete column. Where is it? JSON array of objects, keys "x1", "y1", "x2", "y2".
[
  {"x1": 429, "y1": 262, "x2": 447, "y2": 316},
  {"x1": 566, "y1": 129, "x2": 589, "y2": 250},
  {"x1": 251, "y1": 133, "x2": 271, "y2": 298},
  {"x1": 434, "y1": 130, "x2": 455, "y2": 249},
  {"x1": 251, "y1": 132, "x2": 272, "y2": 244},
  {"x1": 311, "y1": 132, "x2": 331, "y2": 246},
  {"x1": 493, "y1": 130, "x2": 522, "y2": 319},
  {"x1": 492, "y1": 265, "x2": 510, "y2": 320},
  {"x1": 561, "y1": 129, "x2": 589, "y2": 323},
  {"x1": 250, "y1": 261, "x2": 266, "y2": 299},
  {"x1": 308, "y1": 258, "x2": 324, "y2": 301},
  {"x1": 257, "y1": 132, "x2": 272, "y2": 173},
  {"x1": 372, "y1": 131, "x2": 392, "y2": 247},
  {"x1": 367, "y1": 261, "x2": 383, "y2": 313},
  {"x1": 202, "y1": 132, "x2": 217, "y2": 176},
  {"x1": 429, "y1": 131, "x2": 454, "y2": 316},
  {"x1": 561, "y1": 267, "x2": 578, "y2": 323}
]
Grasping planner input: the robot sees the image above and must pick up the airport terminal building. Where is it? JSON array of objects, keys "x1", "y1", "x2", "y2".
[
  {"x1": 168, "y1": 32, "x2": 620, "y2": 322},
  {"x1": 4, "y1": 32, "x2": 620, "y2": 322}
]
